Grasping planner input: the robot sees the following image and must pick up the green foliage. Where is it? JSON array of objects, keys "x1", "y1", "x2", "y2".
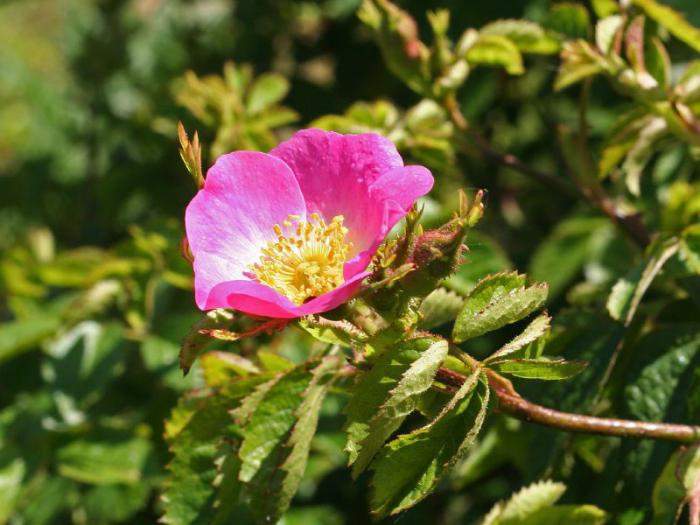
[
  {"x1": 343, "y1": 337, "x2": 448, "y2": 476},
  {"x1": 370, "y1": 370, "x2": 489, "y2": 516},
  {"x1": 4, "y1": 0, "x2": 700, "y2": 523}
]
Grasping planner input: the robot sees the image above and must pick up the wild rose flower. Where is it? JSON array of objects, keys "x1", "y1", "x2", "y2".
[{"x1": 185, "y1": 129, "x2": 434, "y2": 318}]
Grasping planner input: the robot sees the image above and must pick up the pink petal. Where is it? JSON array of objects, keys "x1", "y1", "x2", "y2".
[
  {"x1": 270, "y1": 129, "x2": 404, "y2": 256},
  {"x1": 185, "y1": 151, "x2": 306, "y2": 310},
  {"x1": 205, "y1": 271, "x2": 371, "y2": 318},
  {"x1": 370, "y1": 165, "x2": 434, "y2": 226}
]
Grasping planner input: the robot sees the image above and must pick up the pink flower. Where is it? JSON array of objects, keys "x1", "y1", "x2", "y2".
[{"x1": 185, "y1": 129, "x2": 434, "y2": 318}]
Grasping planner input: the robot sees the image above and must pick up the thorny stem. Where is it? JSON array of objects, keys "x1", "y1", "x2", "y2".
[
  {"x1": 434, "y1": 365, "x2": 700, "y2": 444},
  {"x1": 443, "y1": 94, "x2": 651, "y2": 248}
]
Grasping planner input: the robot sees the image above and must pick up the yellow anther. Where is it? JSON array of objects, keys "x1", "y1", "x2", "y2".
[{"x1": 250, "y1": 214, "x2": 352, "y2": 305}]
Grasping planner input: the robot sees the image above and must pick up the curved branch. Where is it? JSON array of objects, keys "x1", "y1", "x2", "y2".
[{"x1": 434, "y1": 367, "x2": 700, "y2": 444}]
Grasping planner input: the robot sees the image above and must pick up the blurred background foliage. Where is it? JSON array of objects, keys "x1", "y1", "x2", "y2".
[{"x1": 2, "y1": 0, "x2": 700, "y2": 524}]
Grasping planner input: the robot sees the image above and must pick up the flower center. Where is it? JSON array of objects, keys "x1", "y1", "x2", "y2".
[{"x1": 250, "y1": 213, "x2": 352, "y2": 305}]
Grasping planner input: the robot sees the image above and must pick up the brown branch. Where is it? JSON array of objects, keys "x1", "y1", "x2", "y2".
[
  {"x1": 444, "y1": 94, "x2": 578, "y2": 199},
  {"x1": 494, "y1": 387, "x2": 700, "y2": 444},
  {"x1": 433, "y1": 366, "x2": 700, "y2": 444},
  {"x1": 443, "y1": 94, "x2": 651, "y2": 248}
]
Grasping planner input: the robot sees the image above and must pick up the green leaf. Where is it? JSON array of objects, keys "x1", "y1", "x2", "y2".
[
  {"x1": 0, "y1": 315, "x2": 61, "y2": 365},
  {"x1": 515, "y1": 506, "x2": 607, "y2": 524},
  {"x1": 370, "y1": 369, "x2": 489, "y2": 516},
  {"x1": 592, "y1": 0, "x2": 620, "y2": 18},
  {"x1": 246, "y1": 73, "x2": 290, "y2": 115},
  {"x1": 453, "y1": 272, "x2": 548, "y2": 342},
  {"x1": 465, "y1": 34, "x2": 524, "y2": 75},
  {"x1": 56, "y1": 434, "x2": 152, "y2": 485},
  {"x1": 680, "y1": 225, "x2": 700, "y2": 274},
  {"x1": 651, "y1": 444, "x2": 700, "y2": 525},
  {"x1": 632, "y1": 0, "x2": 700, "y2": 54},
  {"x1": 620, "y1": 326, "x2": 700, "y2": 494},
  {"x1": 344, "y1": 337, "x2": 449, "y2": 476},
  {"x1": 298, "y1": 318, "x2": 353, "y2": 347},
  {"x1": 482, "y1": 480, "x2": 566, "y2": 524},
  {"x1": 262, "y1": 356, "x2": 342, "y2": 521},
  {"x1": 418, "y1": 288, "x2": 464, "y2": 329},
  {"x1": 257, "y1": 350, "x2": 295, "y2": 372},
  {"x1": 179, "y1": 310, "x2": 234, "y2": 374},
  {"x1": 485, "y1": 313, "x2": 551, "y2": 364},
  {"x1": 607, "y1": 238, "x2": 681, "y2": 325},
  {"x1": 480, "y1": 19, "x2": 560, "y2": 54},
  {"x1": 0, "y1": 448, "x2": 25, "y2": 523},
  {"x1": 83, "y1": 483, "x2": 151, "y2": 524},
  {"x1": 199, "y1": 351, "x2": 260, "y2": 387},
  {"x1": 235, "y1": 367, "x2": 314, "y2": 483},
  {"x1": 529, "y1": 217, "x2": 609, "y2": 299},
  {"x1": 43, "y1": 321, "x2": 126, "y2": 420},
  {"x1": 490, "y1": 358, "x2": 587, "y2": 380},
  {"x1": 161, "y1": 379, "x2": 263, "y2": 525},
  {"x1": 622, "y1": 117, "x2": 668, "y2": 196},
  {"x1": 482, "y1": 480, "x2": 607, "y2": 525},
  {"x1": 545, "y1": 3, "x2": 591, "y2": 39}
]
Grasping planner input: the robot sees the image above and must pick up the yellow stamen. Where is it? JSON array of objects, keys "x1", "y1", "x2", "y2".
[{"x1": 250, "y1": 213, "x2": 352, "y2": 305}]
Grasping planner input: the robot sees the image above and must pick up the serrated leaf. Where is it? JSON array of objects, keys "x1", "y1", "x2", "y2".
[
  {"x1": 651, "y1": 444, "x2": 700, "y2": 525},
  {"x1": 298, "y1": 318, "x2": 353, "y2": 347},
  {"x1": 246, "y1": 73, "x2": 290, "y2": 115},
  {"x1": 465, "y1": 34, "x2": 524, "y2": 75},
  {"x1": 482, "y1": 480, "x2": 607, "y2": 525},
  {"x1": 485, "y1": 313, "x2": 551, "y2": 364},
  {"x1": 161, "y1": 379, "x2": 263, "y2": 525},
  {"x1": 344, "y1": 337, "x2": 449, "y2": 476},
  {"x1": 370, "y1": 369, "x2": 489, "y2": 516},
  {"x1": 236, "y1": 366, "x2": 313, "y2": 483},
  {"x1": 483, "y1": 480, "x2": 566, "y2": 524},
  {"x1": 490, "y1": 357, "x2": 587, "y2": 380},
  {"x1": 262, "y1": 356, "x2": 342, "y2": 521},
  {"x1": 632, "y1": 0, "x2": 700, "y2": 54},
  {"x1": 453, "y1": 272, "x2": 548, "y2": 342},
  {"x1": 418, "y1": 288, "x2": 464, "y2": 329},
  {"x1": 480, "y1": 19, "x2": 560, "y2": 54},
  {"x1": 607, "y1": 238, "x2": 680, "y2": 325}
]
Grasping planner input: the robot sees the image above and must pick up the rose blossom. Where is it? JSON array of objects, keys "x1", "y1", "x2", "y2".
[{"x1": 185, "y1": 129, "x2": 433, "y2": 318}]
